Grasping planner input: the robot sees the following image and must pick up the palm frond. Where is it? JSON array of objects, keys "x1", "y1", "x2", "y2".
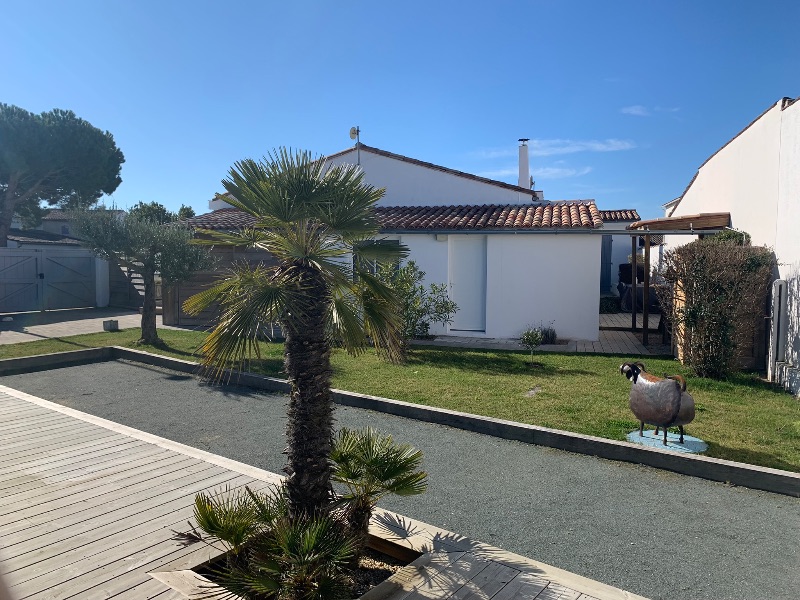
[
  {"x1": 331, "y1": 428, "x2": 428, "y2": 505},
  {"x1": 352, "y1": 238, "x2": 409, "y2": 265},
  {"x1": 187, "y1": 266, "x2": 298, "y2": 379},
  {"x1": 328, "y1": 293, "x2": 368, "y2": 356},
  {"x1": 193, "y1": 487, "x2": 259, "y2": 553}
]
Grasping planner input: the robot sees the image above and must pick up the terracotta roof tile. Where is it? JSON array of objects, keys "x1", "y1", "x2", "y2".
[
  {"x1": 183, "y1": 201, "x2": 604, "y2": 233},
  {"x1": 182, "y1": 208, "x2": 256, "y2": 230},
  {"x1": 376, "y1": 202, "x2": 602, "y2": 231},
  {"x1": 599, "y1": 209, "x2": 640, "y2": 222},
  {"x1": 7, "y1": 228, "x2": 81, "y2": 246}
]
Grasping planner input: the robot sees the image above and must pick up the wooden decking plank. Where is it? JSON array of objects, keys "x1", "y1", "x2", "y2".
[
  {"x1": 1, "y1": 411, "x2": 71, "y2": 430},
  {"x1": 104, "y1": 577, "x2": 174, "y2": 599},
  {"x1": 13, "y1": 478, "x2": 274, "y2": 599},
  {"x1": 448, "y1": 560, "x2": 519, "y2": 599},
  {"x1": 0, "y1": 456, "x2": 205, "y2": 541},
  {"x1": 3, "y1": 476, "x2": 264, "y2": 557},
  {"x1": 2, "y1": 468, "x2": 244, "y2": 570},
  {"x1": 0, "y1": 454, "x2": 198, "y2": 523},
  {"x1": 2, "y1": 446, "x2": 177, "y2": 502},
  {"x1": 402, "y1": 552, "x2": 492, "y2": 600},
  {"x1": 0, "y1": 437, "x2": 146, "y2": 478},
  {"x1": 531, "y1": 582, "x2": 582, "y2": 600},
  {"x1": 148, "y1": 570, "x2": 243, "y2": 600},
  {"x1": 0, "y1": 423, "x2": 115, "y2": 456},
  {"x1": 0, "y1": 434, "x2": 141, "y2": 473},
  {"x1": 0, "y1": 415, "x2": 104, "y2": 440},
  {"x1": 0, "y1": 461, "x2": 225, "y2": 545},
  {"x1": 0, "y1": 438, "x2": 158, "y2": 487},
  {"x1": 4, "y1": 473, "x2": 260, "y2": 598},
  {"x1": 490, "y1": 572, "x2": 549, "y2": 600},
  {"x1": 0, "y1": 438, "x2": 147, "y2": 481},
  {"x1": 0, "y1": 425, "x2": 117, "y2": 456},
  {"x1": 8, "y1": 479, "x2": 273, "y2": 593}
]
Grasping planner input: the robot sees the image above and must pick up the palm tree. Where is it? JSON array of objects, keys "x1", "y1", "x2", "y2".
[
  {"x1": 184, "y1": 149, "x2": 406, "y2": 517},
  {"x1": 330, "y1": 427, "x2": 428, "y2": 555}
]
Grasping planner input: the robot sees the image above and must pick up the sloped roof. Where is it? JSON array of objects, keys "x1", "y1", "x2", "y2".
[
  {"x1": 182, "y1": 207, "x2": 255, "y2": 230},
  {"x1": 327, "y1": 143, "x2": 541, "y2": 197},
  {"x1": 599, "y1": 209, "x2": 640, "y2": 222},
  {"x1": 376, "y1": 202, "x2": 602, "y2": 231},
  {"x1": 7, "y1": 228, "x2": 81, "y2": 246},
  {"x1": 41, "y1": 208, "x2": 125, "y2": 221},
  {"x1": 184, "y1": 202, "x2": 603, "y2": 233},
  {"x1": 628, "y1": 212, "x2": 731, "y2": 231}
]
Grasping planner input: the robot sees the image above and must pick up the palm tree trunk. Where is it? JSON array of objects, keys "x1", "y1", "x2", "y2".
[{"x1": 282, "y1": 269, "x2": 334, "y2": 516}]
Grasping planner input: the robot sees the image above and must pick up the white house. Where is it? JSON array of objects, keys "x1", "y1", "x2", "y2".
[
  {"x1": 196, "y1": 142, "x2": 642, "y2": 342},
  {"x1": 664, "y1": 96, "x2": 800, "y2": 394}
]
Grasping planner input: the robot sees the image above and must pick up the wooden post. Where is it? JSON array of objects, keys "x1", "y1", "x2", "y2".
[
  {"x1": 631, "y1": 235, "x2": 638, "y2": 332},
  {"x1": 643, "y1": 234, "x2": 651, "y2": 346}
]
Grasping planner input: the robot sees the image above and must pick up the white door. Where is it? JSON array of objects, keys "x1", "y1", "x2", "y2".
[{"x1": 449, "y1": 235, "x2": 486, "y2": 331}]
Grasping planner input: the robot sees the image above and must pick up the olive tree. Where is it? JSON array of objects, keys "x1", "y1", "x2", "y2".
[{"x1": 73, "y1": 208, "x2": 214, "y2": 345}]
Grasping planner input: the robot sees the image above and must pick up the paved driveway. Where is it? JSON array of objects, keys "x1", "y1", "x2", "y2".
[
  {"x1": 0, "y1": 308, "x2": 181, "y2": 344},
  {"x1": 4, "y1": 360, "x2": 799, "y2": 600}
]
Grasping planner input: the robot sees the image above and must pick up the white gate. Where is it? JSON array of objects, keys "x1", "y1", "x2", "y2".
[{"x1": 0, "y1": 249, "x2": 96, "y2": 312}]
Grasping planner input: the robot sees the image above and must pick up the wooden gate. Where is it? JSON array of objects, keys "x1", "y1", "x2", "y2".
[
  {"x1": 41, "y1": 252, "x2": 96, "y2": 310},
  {"x1": 0, "y1": 252, "x2": 41, "y2": 312},
  {"x1": 0, "y1": 249, "x2": 96, "y2": 312}
]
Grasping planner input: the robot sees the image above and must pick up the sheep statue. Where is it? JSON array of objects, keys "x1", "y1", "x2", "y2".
[{"x1": 620, "y1": 362, "x2": 695, "y2": 445}]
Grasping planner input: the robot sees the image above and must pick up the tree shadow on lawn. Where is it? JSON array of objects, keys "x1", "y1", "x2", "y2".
[
  {"x1": 406, "y1": 347, "x2": 597, "y2": 377},
  {"x1": 703, "y1": 441, "x2": 799, "y2": 473}
]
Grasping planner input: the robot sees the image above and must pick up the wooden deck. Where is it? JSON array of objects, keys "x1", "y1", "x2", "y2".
[
  {"x1": 598, "y1": 312, "x2": 660, "y2": 332},
  {"x1": 0, "y1": 384, "x2": 647, "y2": 600},
  {"x1": 0, "y1": 385, "x2": 281, "y2": 599}
]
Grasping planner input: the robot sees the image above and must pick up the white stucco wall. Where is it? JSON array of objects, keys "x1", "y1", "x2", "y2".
[
  {"x1": 328, "y1": 149, "x2": 536, "y2": 206},
  {"x1": 396, "y1": 232, "x2": 601, "y2": 341},
  {"x1": 665, "y1": 100, "x2": 785, "y2": 252},
  {"x1": 775, "y1": 101, "x2": 800, "y2": 393},
  {"x1": 485, "y1": 234, "x2": 600, "y2": 341},
  {"x1": 666, "y1": 97, "x2": 800, "y2": 393}
]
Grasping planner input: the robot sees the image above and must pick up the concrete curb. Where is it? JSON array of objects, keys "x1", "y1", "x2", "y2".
[
  {"x1": 0, "y1": 347, "x2": 114, "y2": 375},
  {"x1": 1, "y1": 346, "x2": 798, "y2": 498}
]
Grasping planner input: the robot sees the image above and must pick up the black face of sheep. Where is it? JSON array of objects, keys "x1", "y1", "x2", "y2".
[{"x1": 620, "y1": 362, "x2": 695, "y2": 445}]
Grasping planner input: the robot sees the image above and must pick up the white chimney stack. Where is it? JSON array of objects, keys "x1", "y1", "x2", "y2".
[{"x1": 518, "y1": 138, "x2": 530, "y2": 189}]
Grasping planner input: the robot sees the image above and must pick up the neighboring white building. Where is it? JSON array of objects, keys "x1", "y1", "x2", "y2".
[{"x1": 664, "y1": 96, "x2": 800, "y2": 394}]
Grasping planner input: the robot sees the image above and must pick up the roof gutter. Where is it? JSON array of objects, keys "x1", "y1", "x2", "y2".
[{"x1": 380, "y1": 228, "x2": 727, "y2": 236}]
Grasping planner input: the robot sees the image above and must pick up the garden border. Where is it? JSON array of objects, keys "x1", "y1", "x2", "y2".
[{"x1": 1, "y1": 346, "x2": 798, "y2": 498}]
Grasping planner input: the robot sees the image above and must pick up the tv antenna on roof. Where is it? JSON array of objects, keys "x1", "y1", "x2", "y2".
[{"x1": 349, "y1": 126, "x2": 361, "y2": 164}]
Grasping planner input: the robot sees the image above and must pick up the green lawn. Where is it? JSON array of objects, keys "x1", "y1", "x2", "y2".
[{"x1": 2, "y1": 328, "x2": 798, "y2": 472}]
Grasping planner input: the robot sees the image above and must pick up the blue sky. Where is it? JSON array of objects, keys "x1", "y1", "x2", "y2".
[{"x1": 4, "y1": 0, "x2": 797, "y2": 219}]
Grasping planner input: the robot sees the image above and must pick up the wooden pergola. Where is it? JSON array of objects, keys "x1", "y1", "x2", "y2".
[{"x1": 623, "y1": 212, "x2": 731, "y2": 345}]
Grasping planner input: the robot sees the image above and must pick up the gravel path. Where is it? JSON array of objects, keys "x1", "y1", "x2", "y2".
[{"x1": 4, "y1": 360, "x2": 799, "y2": 600}]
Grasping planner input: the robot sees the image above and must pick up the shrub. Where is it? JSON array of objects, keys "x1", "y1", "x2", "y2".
[
  {"x1": 519, "y1": 327, "x2": 543, "y2": 361},
  {"x1": 331, "y1": 428, "x2": 427, "y2": 555},
  {"x1": 376, "y1": 260, "x2": 458, "y2": 346},
  {"x1": 192, "y1": 485, "x2": 356, "y2": 599},
  {"x1": 709, "y1": 228, "x2": 751, "y2": 246},
  {"x1": 539, "y1": 323, "x2": 558, "y2": 345},
  {"x1": 656, "y1": 238, "x2": 775, "y2": 379}
]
